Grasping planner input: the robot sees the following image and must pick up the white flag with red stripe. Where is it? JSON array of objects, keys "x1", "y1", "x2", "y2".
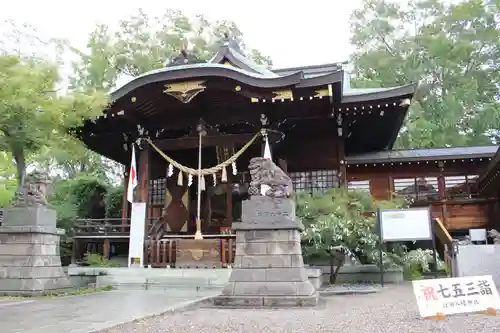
[
  {"x1": 261, "y1": 136, "x2": 272, "y2": 195},
  {"x1": 127, "y1": 145, "x2": 138, "y2": 203}
]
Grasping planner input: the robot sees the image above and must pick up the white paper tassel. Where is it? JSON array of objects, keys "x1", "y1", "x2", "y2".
[
  {"x1": 167, "y1": 163, "x2": 174, "y2": 177},
  {"x1": 212, "y1": 173, "x2": 217, "y2": 186},
  {"x1": 177, "y1": 171, "x2": 183, "y2": 186},
  {"x1": 188, "y1": 174, "x2": 193, "y2": 187},
  {"x1": 221, "y1": 166, "x2": 227, "y2": 182},
  {"x1": 232, "y1": 161, "x2": 237, "y2": 175},
  {"x1": 200, "y1": 175, "x2": 206, "y2": 191}
]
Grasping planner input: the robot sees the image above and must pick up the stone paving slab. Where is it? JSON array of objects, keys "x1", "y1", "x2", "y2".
[{"x1": 0, "y1": 289, "x2": 220, "y2": 333}]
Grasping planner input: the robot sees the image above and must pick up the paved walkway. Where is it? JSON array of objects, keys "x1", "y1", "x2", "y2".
[{"x1": 0, "y1": 290, "x2": 218, "y2": 333}]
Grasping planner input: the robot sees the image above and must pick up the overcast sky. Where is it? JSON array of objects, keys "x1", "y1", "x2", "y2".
[{"x1": 0, "y1": 0, "x2": 375, "y2": 69}]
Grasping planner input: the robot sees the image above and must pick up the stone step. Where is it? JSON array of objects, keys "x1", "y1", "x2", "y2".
[{"x1": 95, "y1": 275, "x2": 227, "y2": 291}]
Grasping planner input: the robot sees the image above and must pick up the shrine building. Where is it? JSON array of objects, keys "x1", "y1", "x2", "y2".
[{"x1": 72, "y1": 40, "x2": 499, "y2": 267}]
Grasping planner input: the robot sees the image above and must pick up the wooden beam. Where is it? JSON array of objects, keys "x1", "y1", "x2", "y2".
[{"x1": 152, "y1": 133, "x2": 258, "y2": 150}]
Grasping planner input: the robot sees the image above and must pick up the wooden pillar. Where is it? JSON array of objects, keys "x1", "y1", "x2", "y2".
[
  {"x1": 71, "y1": 239, "x2": 79, "y2": 264},
  {"x1": 103, "y1": 239, "x2": 110, "y2": 259},
  {"x1": 138, "y1": 144, "x2": 150, "y2": 265},
  {"x1": 337, "y1": 138, "x2": 347, "y2": 187},
  {"x1": 225, "y1": 173, "x2": 233, "y2": 227},
  {"x1": 437, "y1": 166, "x2": 448, "y2": 228},
  {"x1": 138, "y1": 144, "x2": 150, "y2": 227},
  {"x1": 387, "y1": 175, "x2": 394, "y2": 200},
  {"x1": 122, "y1": 168, "x2": 129, "y2": 232}
]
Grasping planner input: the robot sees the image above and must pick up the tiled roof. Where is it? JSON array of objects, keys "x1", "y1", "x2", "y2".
[{"x1": 346, "y1": 146, "x2": 498, "y2": 164}]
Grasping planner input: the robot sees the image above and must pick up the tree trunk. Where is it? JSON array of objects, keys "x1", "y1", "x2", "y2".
[
  {"x1": 329, "y1": 252, "x2": 345, "y2": 285},
  {"x1": 13, "y1": 148, "x2": 26, "y2": 191},
  {"x1": 329, "y1": 254, "x2": 335, "y2": 284}
]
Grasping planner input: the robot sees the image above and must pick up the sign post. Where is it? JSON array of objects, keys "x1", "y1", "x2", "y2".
[
  {"x1": 128, "y1": 202, "x2": 146, "y2": 268},
  {"x1": 377, "y1": 207, "x2": 436, "y2": 287},
  {"x1": 412, "y1": 275, "x2": 500, "y2": 318}
]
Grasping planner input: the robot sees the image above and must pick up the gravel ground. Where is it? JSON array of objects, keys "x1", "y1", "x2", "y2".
[{"x1": 100, "y1": 284, "x2": 500, "y2": 333}]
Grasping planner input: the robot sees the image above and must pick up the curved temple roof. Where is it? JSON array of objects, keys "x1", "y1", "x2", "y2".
[
  {"x1": 109, "y1": 41, "x2": 416, "y2": 104},
  {"x1": 77, "y1": 39, "x2": 418, "y2": 164}
]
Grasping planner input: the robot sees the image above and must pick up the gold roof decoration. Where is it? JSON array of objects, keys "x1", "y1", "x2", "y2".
[{"x1": 163, "y1": 80, "x2": 206, "y2": 104}]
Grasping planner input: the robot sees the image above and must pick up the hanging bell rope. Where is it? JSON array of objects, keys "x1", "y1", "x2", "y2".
[{"x1": 145, "y1": 131, "x2": 261, "y2": 176}]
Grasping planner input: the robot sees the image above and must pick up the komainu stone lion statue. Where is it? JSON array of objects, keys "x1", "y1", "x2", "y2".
[
  {"x1": 488, "y1": 229, "x2": 500, "y2": 244},
  {"x1": 247, "y1": 157, "x2": 293, "y2": 198},
  {"x1": 11, "y1": 171, "x2": 50, "y2": 208}
]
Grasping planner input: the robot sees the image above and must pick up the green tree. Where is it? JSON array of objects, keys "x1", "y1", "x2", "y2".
[
  {"x1": 33, "y1": 140, "x2": 108, "y2": 180},
  {"x1": 0, "y1": 152, "x2": 16, "y2": 207},
  {"x1": 350, "y1": 0, "x2": 500, "y2": 148},
  {"x1": 79, "y1": 9, "x2": 272, "y2": 79},
  {"x1": 0, "y1": 55, "x2": 108, "y2": 188},
  {"x1": 25, "y1": 24, "x2": 121, "y2": 181}
]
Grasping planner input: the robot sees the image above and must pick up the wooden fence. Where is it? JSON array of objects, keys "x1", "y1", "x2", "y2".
[{"x1": 144, "y1": 235, "x2": 236, "y2": 268}]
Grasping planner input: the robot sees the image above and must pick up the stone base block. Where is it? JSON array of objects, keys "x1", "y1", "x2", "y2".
[
  {"x1": 213, "y1": 294, "x2": 318, "y2": 308},
  {"x1": 222, "y1": 280, "x2": 315, "y2": 296},
  {"x1": 0, "y1": 254, "x2": 62, "y2": 267},
  {"x1": 0, "y1": 213, "x2": 71, "y2": 296},
  {"x1": 3, "y1": 207, "x2": 57, "y2": 228},
  {"x1": 217, "y1": 196, "x2": 318, "y2": 308},
  {"x1": 0, "y1": 275, "x2": 72, "y2": 296},
  {"x1": 0, "y1": 265, "x2": 66, "y2": 279}
]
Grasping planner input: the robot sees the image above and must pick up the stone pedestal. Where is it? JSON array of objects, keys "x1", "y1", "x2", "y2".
[
  {"x1": 214, "y1": 196, "x2": 318, "y2": 307},
  {"x1": 0, "y1": 207, "x2": 71, "y2": 296}
]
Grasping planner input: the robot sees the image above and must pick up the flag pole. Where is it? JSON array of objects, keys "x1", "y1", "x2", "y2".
[
  {"x1": 260, "y1": 130, "x2": 272, "y2": 196},
  {"x1": 194, "y1": 123, "x2": 206, "y2": 240}
]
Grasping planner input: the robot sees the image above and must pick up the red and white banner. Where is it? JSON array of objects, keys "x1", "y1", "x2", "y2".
[{"x1": 127, "y1": 145, "x2": 138, "y2": 203}]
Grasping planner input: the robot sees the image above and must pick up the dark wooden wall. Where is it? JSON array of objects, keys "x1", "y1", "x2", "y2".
[{"x1": 280, "y1": 137, "x2": 339, "y2": 172}]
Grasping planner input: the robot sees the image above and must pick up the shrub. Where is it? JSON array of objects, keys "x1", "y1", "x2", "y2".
[
  {"x1": 83, "y1": 252, "x2": 121, "y2": 267},
  {"x1": 296, "y1": 188, "x2": 425, "y2": 283},
  {"x1": 297, "y1": 188, "x2": 407, "y2": 264}
]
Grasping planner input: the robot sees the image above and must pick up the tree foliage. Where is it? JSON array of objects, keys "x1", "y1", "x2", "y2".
[
  {"x1": 105, "y1": 185, "x2": 124, "y2": 218},
  {"x1": 297, "y1": 188, "x2": 445, "y2": 281},
  {"x1": 350, "y1": 0, "x2": 500, "y2": 148},
  {"x1": 0, "y1": 55, "x2": 108, "y2": 188},
  {"x1": 0, "y1": 152, "x2": 16, "y2": 207},
  {"x1": 296, "y1": 188, "x2": 407, "y2": 265},
  {"x1": 67, "y1": 9, "x2": 271, "y2": 84}
]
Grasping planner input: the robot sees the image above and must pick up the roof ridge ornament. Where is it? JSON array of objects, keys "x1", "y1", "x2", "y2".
[
  {"x1": 167, "y1": 39, "x2": 203, "y2": 67},
  {"x1": 221, "y1": 32, "x2": 243, "y2": 54}
]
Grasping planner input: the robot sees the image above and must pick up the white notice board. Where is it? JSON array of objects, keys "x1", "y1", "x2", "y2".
[
  {"x1": 128, "y1": 202, "x2": 146, "y2": 268},
  {"x1": 379, "y1": 208, "x2": 432, "y2": 242},
  {"x1": 412, "y1": 275, "x2": 500, "y2": 317}
]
